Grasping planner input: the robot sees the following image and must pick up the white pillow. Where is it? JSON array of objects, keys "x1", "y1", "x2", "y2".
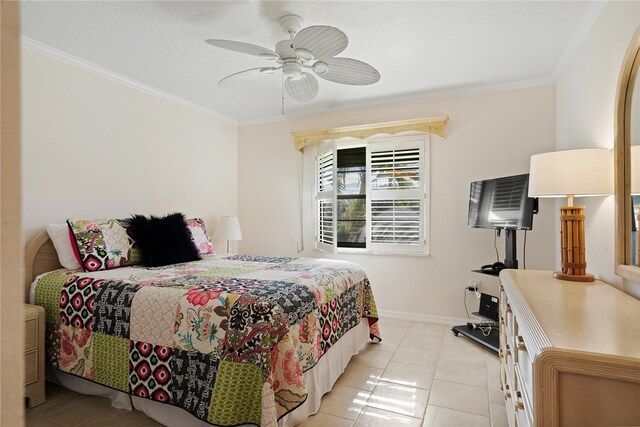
[{"x1": 45, "y1": 223, "x2": 82, "y2": 270}]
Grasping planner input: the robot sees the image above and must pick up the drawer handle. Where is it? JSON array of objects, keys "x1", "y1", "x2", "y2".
[
  {"x1": 506, "y1": 303, "x2": 512, "y2": 313},
  {"x1": 515, "y1": 391, "x2": 525, "y2": 410},
  {"x1": 516, "y1": 336, "x2": 527, "y2": 352},
  {"x1": 505, "y1": 344, "x2": 512, "y2": 356},
  {"x1": 504, "y1": 384, "x2": 511, "y2": 399}
]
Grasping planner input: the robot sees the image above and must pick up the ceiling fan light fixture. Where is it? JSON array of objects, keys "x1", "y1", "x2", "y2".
[
  {"x1": 295, "y1": 48, "x2": 314, "y2": 61},
  {"x1": 312, "y1": 61, "x2": 329, "y2": 75},
  {"x1": 283, "y1": 62, "x2": 302, "y2": 79}
]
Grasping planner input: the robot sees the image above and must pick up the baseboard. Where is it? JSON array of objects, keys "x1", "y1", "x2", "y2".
[{"x1": 377, "y1": 309, "x2": 469, "y2": 326}]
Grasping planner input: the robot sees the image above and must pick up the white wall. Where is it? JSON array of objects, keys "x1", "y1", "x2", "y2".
[
  {"x1": 21, "y1": 48, "x2": 239, "y2": 248},
  {"x1": 556, "y1": 1, "x2": 640, "y2": 294},
  {"x1": 238, "y1": 86, "x2": 557, "y2": 321}
]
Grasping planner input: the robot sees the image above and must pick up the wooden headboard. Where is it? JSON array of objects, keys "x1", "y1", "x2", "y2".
[{"x1": 24, "y1": 230, "x2": 63, "y2": 302}]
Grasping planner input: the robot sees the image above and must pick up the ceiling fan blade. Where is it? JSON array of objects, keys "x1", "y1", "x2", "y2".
[
  {"x1": 293, "y1": 26, "x2": 348, "y2": 60},
  {"x1": 285, "y1": 73, "x2": 319, "y2": 103},
  {"x1": 205, "y1": 39, "x2": 278, "y2": 59},
  {"x1": 219, "y1": 68, "x2": 272, "y2": 87},
  {"x1": 318, "y1": 57, "x2": 380, "y2": 85}
]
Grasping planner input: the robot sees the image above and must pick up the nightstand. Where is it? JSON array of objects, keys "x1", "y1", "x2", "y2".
[{"x1": 24, "y1": 304, "x2": 46, "y2": 407}]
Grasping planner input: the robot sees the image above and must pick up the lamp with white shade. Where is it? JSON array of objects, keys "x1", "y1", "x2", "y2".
[
  {"x1": 212, "y1": 216, "x2": 243, "y2": 253},
  {"x1": 529, "y1": 148, "x2": 613, "y2": 282}
]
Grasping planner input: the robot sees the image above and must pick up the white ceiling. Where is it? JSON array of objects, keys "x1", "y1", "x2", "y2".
[{"x1": 21, "y1": 1, "x2": 600, "y2": 124}]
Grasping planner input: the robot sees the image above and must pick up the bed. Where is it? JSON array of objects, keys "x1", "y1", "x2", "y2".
[{"x1": 25, "y1": 228, "x2": 380, "y2": 427}]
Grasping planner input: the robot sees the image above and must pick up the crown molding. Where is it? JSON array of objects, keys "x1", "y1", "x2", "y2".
[
  {"x1": 21, "y1": 36, "x2": 237, "y2": 126},
  {"x1": 551, "y1": 1, "x2": 606, "y2": 82},
  {"x1": 239, "y1": 77, "x2": 555, "y2": 126}
]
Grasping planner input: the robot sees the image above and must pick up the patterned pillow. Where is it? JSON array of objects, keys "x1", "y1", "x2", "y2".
[
  {"x1": 186, "y1": 218, "x2": 215, "y2": 255},
  {"x1": 67, "y1": 218, "x2": 141, "y2": 272}
]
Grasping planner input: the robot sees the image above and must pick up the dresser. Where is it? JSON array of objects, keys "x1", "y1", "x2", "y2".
[
  {"x1": 24, "y1": 304, "x2": 46, "y2": 407},
  {"x1": 499, "y1": 270, "x2": 640, "y2": 427}
]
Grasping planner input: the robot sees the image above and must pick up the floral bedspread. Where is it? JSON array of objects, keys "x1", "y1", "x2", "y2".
[{"x1": 34, "y1": 254, "x2": 380, "y2": 426}]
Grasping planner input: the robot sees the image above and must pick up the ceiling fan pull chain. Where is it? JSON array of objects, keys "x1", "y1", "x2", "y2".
[{"x1": 281, "y1": 72, "x2": 285, "y2": 116}]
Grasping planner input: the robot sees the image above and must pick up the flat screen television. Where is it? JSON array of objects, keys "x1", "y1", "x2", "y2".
[{"x1": 467, "y1": 173, "x2": 537, "y2": 230}]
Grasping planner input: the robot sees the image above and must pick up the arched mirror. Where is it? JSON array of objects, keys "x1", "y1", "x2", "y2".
[{"x1": 615, "y1": 26, "x2": 640, "y2": 281}]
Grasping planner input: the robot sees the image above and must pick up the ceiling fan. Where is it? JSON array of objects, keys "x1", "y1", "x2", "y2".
[{"x1": 205, "y1": 14, "x2": 380, "y2": 103}]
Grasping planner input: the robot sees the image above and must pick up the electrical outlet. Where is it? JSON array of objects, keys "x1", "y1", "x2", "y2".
[{"x1": 467, "y1": 280, "x2": 480, "y2": 292}]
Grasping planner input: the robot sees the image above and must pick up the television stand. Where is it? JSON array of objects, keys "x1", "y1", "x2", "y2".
[
  {"x1": 451, "y1": 322, "x2": 499, "y2": 353},
  {"x1": 471, "y1": 269, "x2": 500, "y2": 277}
]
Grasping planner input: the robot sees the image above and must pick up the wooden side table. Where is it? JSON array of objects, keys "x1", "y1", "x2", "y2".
[{"x1": 24, "y1": 304, "x2": 46, "y2": 407}]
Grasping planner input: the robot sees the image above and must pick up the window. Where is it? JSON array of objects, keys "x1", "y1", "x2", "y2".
[
  {"x1": 314, "y1": 135, "x2": 429, "y2": 255},
  {"x1": 337, "y1": 148, "x2": 366, "y2": 248}
]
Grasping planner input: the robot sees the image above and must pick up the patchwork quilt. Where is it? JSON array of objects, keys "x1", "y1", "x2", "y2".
[{"x1": 33, "y1": 254, "x2": 380, "y2": 426}]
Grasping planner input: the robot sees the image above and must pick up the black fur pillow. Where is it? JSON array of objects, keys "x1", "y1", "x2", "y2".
[{"x1": 129, "y1": 213, "x2": 201, "y2": 267}]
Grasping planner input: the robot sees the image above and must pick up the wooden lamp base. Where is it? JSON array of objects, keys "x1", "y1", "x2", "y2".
[
  {"x1": 557, "y1": 205, "x2": 594, "y2": 282},
  {"x1": 553, "y1": 271, "x2": 595, "y2": 282}
]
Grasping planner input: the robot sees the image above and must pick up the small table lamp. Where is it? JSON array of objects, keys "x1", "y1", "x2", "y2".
[
  {"x1": 212, "y1": 216, "x2": 243, "y2": 253},
  {"x1": 529, "y1": 148, "x2": 613, "y2": 282}
]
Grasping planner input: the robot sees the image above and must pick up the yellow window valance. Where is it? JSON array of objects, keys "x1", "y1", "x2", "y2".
[{"x1": 291, "y1": 115, "x2": 448, "y2": 151}]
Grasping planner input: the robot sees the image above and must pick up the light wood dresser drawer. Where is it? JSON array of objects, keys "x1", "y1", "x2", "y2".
[{"x1": 24, "y1": 304, "x2": 46, "y2": 408}]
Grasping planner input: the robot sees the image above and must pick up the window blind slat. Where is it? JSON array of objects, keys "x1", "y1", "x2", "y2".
[
  {"x1": 317, "y1": 150, "x2": 334, "y2": 192},
  {"x1": 371, "y1": 199, "x2": 421, "y2": 244},
  {"x1": 370, "y1": 147, "x2": 421, "y2": 191}
]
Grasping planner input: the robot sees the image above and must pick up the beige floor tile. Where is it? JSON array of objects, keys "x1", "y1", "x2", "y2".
[
  {"x1": 319, "y1": 384, "x2": 370, "y2": 420},
  {"x1": 490, "y1": 402, "x2": 509, "y2": 427},
  {"x1": 375, "y1": 334, "x2": 404, "y2": 352},
  {"x1": 75, "y1": 412, "x2": 140, "y2": 427},
  {"x1": 104, "y1": 407, "x2": 164, "y2": 426},
  {"x1": 488, "y1": 383, "x2": 504, "y2": 404},
  {"x1": 337, "y1": 362, "x2": 383, "y2": 391},
  {"x1": 429, "y1": 380, "x2": 490, "y2": 417},
  {"x1": 442, "y1": 332, "x2": 489, "y2": 353},
  {"x1": 487, "y1": 365, "x2": 501, "y2": 387},
  {"x1": 400, "y1": 332, "x2": 444, "y2": 351},
  {"x1": 380, "y1": 361, "x2": 434, "y2": 390},
  {"x1": 366, "y1": 380, "x2": 429, "y2": 418},
  {"x1": 438, "y1": 345, "x2": 487, "y2": 367},
  {"x1": 46, "y1": 382, "x2": 81, "y2": 400},
  {"x1": 35, "y1": 395, "x2": 112, "y2": 425},
  {"x1": 485, "y1": 352, "x2": 500, "y2": 368},
  {"x1": 392, "y1": 347, "x2": 439, "y2": 369},
  {"x1": 350, "y1": 344, "x2": 395, "y2": 370},
  {"x1": 422, "y1": 405, "x2": 491, "y2": 427},
  {"x1": 25, "y1": 415, "x2": 66, "y2": 427},
  {"x1": 435, "y1": 359, "x2": 488, "y2": 388},
  {"x1": 354, "y1": 407, "x2": 423, "y2": 427},
  {"x1": 406, "y1": 322, "x2": 448, "y2": 337},
  {"x1": 25, "y1": 394, "x2": 66, "y2": 418},
  {"x1": 298, "y1": 411, "x2": 354, "y2": 427}
]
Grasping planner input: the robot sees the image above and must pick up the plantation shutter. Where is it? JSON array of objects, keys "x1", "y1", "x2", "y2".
[
  {"x1": 315, "y1": 141, "x2": 337, "y2": 252},
  {"x1": 367, "y1": 137, "x2": 428, "y2": 254}
]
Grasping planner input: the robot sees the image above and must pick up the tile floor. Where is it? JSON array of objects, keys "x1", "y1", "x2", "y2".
[{"x1": 26, "y1": 318, "x2": 506, "y2": 427}]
